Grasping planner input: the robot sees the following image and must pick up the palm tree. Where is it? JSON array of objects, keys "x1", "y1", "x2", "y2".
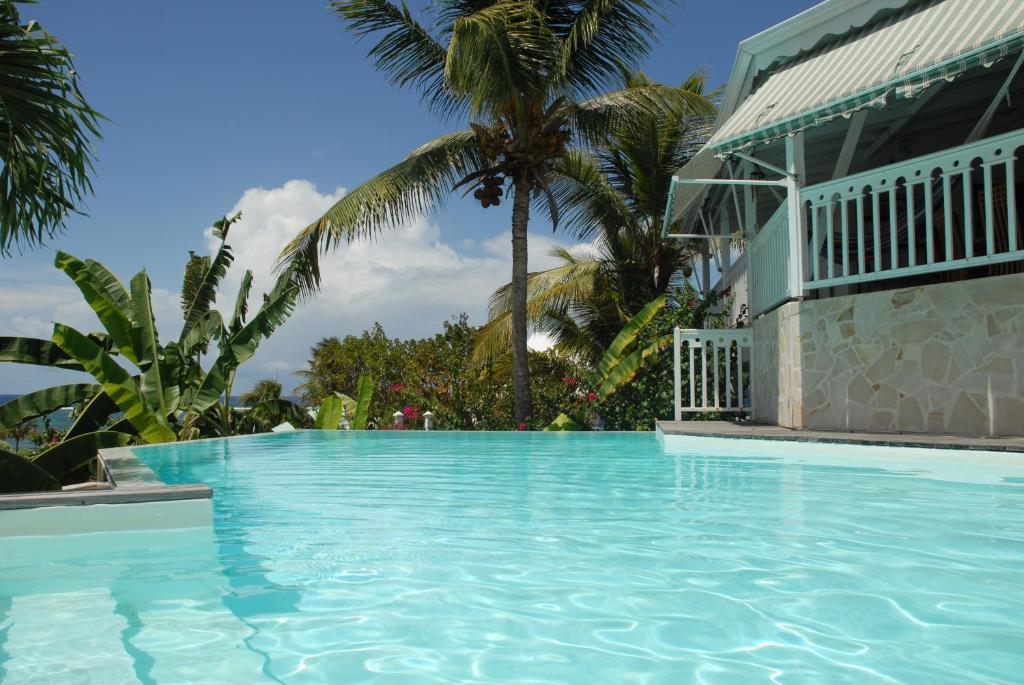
[
  {"x1": 277, "y1": 0, "x2": 713, "y2": 425},
  {"x1": 239, "y1": 379, "x2": 283, "y2": 407},
  {"x1": 475, "y1": 70, "x2": 714, "y2": 363},
  {"x1": 0, "y1": 0, "x2": 103, "y2": 255}
]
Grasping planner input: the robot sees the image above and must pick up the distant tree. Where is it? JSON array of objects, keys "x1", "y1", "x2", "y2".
[
  {"x1": 239, "y1": 379, "x2": 283, "y2": 407},
  {"x1": 2, "y1": 420, "x2": 32, "y2": 452},
  {"x1": 0, "y1": 0, "x2": 103, "y2": 254}
]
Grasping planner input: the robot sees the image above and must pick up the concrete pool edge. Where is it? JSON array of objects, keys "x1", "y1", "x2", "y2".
[
  {"x1": 0, "y1": 445, "x2": 213, "y2": 536},
  {"x1": 656, "y1": 421, "x2": 1024, "y2": 452}
]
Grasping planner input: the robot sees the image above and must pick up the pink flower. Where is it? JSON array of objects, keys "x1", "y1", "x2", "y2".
[
  {"x1": 403, "y1": 405, "x2": 421, "y2": 421},
  {"x1": 561, "y1": 376, "x2": 578, "y2": 386},
  {"x1": 587, "y1": 391, "x2": 597, "y2": 402},
  {"x1": 389, "y1": 383, "x2": 405, "y2": 393},
  {"x1": 518, "y1": 422, "x2": 527, "y2": 431}
]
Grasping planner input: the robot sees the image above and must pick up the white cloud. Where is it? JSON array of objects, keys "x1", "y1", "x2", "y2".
[{"x1": 205, "y1": 179, "x2": 578, "y2": 392}]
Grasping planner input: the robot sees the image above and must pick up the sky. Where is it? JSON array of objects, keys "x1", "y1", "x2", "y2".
[{"x1": 1, "y1": 0, "x2": 814, "y2": 394}]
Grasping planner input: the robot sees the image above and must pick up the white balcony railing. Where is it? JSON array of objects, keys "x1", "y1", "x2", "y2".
[
  {"x1": 673, "y1": 328, "x2": 753, "y2": 420},
  {"x1": 801, "y1": 128, "x2": 1024, "y2": 289},
  {"x1": 748, "y1": 203, "x2": 791, "y2": 316}
]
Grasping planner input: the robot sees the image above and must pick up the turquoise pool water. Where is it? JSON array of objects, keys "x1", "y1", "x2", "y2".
[{"x1": 2, "y1": 431, "x2": 1024, "y2": 683}]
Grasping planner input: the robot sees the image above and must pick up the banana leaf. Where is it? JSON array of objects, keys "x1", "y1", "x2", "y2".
[
  {"x1": 31, "y1": 431, "x2": 131, "y2": 482},
  {"x1": 594, "y1": 334, "x2": 672, "y2": 401},
  {"x1": 82, "y1": 257, "x2": 132, "y2": 313},
  {"x1": 52, "y1": 324, "x2": 176, "y2": 444},
  {"x1": 65, "y1": 391, "x2": 119, "y2": 439},
  {"x1": 185, "y1": 358, "x2": 229, "y2": 417},
  {"x1": 314, "y1": 395, "x2": 344, "y2": 430},
  {"x1": 179, "y1": 217, "x2": 236, "y2": 343},
  {"x1": 107, "y1": 417, "x2": 138, "y2": 436},
  {"x1": 0, "y1": 336, "x2": 84, "y2": 371},
  {"x1": 591, "y1": 294, "x2": 666, "y2": 386},
  {"x1": 0, "y1": 384, "x2": 100, "y2": 430},
  {"x1": 351, "y1": 374, "x2": 373, "y2": 430},
  {"x1": 544, "y1": 413, "x2": 587, "y2": 431},
  {"x1": 228, "y1": 269, "x2": 253, "y2": 334},
  {"x1": 0, "y1": 449, "x2": 58, "y2": 493},
  {"x1": 54, "y1": 252, "x2": 140, "y2": 364},
  {"x1": 180, "y1": 309, "x2": 223, "y2": 359},
  {"x1": 129, "y1": 271, "x2": 167, "y2": 418}
]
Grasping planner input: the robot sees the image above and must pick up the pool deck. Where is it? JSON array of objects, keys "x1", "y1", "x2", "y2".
[{"x1": 657, "y1": 421, "x2": 1024, "y2": 453}]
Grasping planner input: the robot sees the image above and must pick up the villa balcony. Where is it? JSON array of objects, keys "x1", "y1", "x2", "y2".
[{"x1": 754, "y1": 127, "x2": 1024, "y2": 313}]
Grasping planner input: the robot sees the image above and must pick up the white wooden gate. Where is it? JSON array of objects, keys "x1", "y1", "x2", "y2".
[{"x1": 673, "y1": 328, "x2": 753, "y2": 420}]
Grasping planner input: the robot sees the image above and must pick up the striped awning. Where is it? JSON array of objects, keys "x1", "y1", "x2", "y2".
[
  {"x1": 662, "y1": 145, "x2": 722, "y2": 235},
  {"x1": 708, "y1": 0, "x2": 1024, "y2": 154}
]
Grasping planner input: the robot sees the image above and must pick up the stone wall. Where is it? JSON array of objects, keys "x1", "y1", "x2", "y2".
[
  {"x1": 752, "y1": 301, "x2": 802, "y2": 428},
  {"x1": 751, "y1": 273, "x2": 1024, "y2": 436}
]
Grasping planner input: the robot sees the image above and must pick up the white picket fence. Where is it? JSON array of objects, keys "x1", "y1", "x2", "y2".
[{"x1": 673, "y1": 328, "x2": 753, "y2": 420}]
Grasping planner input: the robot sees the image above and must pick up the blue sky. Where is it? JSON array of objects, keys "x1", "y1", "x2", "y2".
[{"x1": 2, "y1": 0, "x2": 813, "y2": 394}]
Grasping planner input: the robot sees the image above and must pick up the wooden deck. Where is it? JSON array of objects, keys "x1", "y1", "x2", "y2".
[{"x1": 657, "y1": 421, "x2": 1024, "y2": 453}]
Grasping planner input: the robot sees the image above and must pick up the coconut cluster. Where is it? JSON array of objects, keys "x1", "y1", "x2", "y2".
[{"x1": 469, "y1": 107, "x2": 571, "y2": 209}]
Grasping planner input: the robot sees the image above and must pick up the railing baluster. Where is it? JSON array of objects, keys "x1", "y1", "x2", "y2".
[
  {"x1": 963, "y1": 169, "x2": 974, "y2": 259},
  {"x1": 700, "y1": 342, "x2": 708, "y2": 409},
  {"x1": 983, "y1": 161, "x2": 995, "y2": 256},
  {"x1": 872, "y1": 190, "x2": 882, "y2": 271},
  {"x1": 826, "y1": 201, "x2": 835, "y2": 279},
  {"x1": 924, "y1": 179, "x2": 934, "y2": 265},
  {"x1": 713, "y1": 343, "x2": 720, "y2": 409},
  {"x1": 942, "y1": 172, "x2": 954, "y2": 261},
  {"x1": 889, "y1": 188, "x2": 898, "y2": 270},
  {"x1": 724, "y1": 341, "x2": 732, "y2": 409},
  {"x1": 906, "y1": 181, "x2": 916, "y2": 267},
  {"x1": 673, "y1": 327, "x2": 681, "y2": 421},
  {"x1": 688, "y1": 344, "x2": 695, "y2": 409},
  {"x1": 811, "y1": 205, "x2": 821, "y2": 282},
  {"x1": 840, "y1": 198, "x2": 850, "y2": 277},
  {"x1": 737, "y1": 344, "x2": 744, "y2": 412},
  {"x1": 1008, "y1": 159, "x2": 1019, "y2": 252},
  {"x1": 856, "y1": 194, "x2": 865, "y2": 274}
]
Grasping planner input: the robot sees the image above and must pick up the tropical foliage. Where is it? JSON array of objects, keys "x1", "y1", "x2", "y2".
[
  {"x1": 0, "y1": 213, "x2": 303, "y2": 491},
  {"x1": 277, "y1": 0, "x2": 714, "y2": 425},
  {"x1": 475, "y1": 69, "x2": 715, "y2": 365},
  {"x1": 0, "y1": 0, "x2": 103, "y2": 254},
  {"x1": 298, "y1": 315, "x2": 591, "y2": 431}
]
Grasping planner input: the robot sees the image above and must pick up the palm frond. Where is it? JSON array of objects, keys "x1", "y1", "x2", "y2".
[
  {"x1": 472, "y1": 248, "x2": 600, "y2": 360},
  {"x1": 0, "y1": 2, "x2": 103, "y2": 254},
  {"x1": 332, "y1": 0, "x2": 462, "y2": 117},
  {"x1": 276, "y1": 130, "x2": 481, "y2": 296},
  {"x1": 444, "y1": 0, "x2": 558, "y2": 117},
  {"x1": 547, "y1": 148, "x2": 634, "y2": 241},
  {"x1": 553, "y1": 0, "x2": 662, "y2": 97}
]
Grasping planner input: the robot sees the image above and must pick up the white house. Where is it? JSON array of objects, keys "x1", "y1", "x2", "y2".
[{"x1": 664, "y1": 0, "x2": 1024, "y2": 436}]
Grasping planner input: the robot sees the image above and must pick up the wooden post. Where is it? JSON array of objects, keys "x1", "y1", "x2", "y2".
[{"x1": 785, "y1": 134, "x2": 806, "y2": 299}]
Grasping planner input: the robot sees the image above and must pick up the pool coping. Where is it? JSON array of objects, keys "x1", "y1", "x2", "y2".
[
  {"x1": 0, "y1": 443, "x2": 212, "y2": 512},
  {"x1": 656, "y1": 421, "x2": 1024, "y2": 453}
]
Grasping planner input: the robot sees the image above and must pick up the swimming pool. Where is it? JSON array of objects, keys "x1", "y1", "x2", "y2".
[{"x1": 2, "y1": 431, "x2": 1023, "y2": 683}]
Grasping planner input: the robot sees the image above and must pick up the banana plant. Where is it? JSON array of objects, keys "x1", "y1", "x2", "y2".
[
  {"x1": 314, "y1": 374, "x2": 374, "y2": 430},
  {"x1": 314, "y1": 395, "x2": 345, "y2": 430},
  {"x1": 1, "y1": 212, "x2": 300, "y2": 445},
  {"x1": 589, "y1": 294, "x2": 671, "y2": 402},
  {"x1": 546, "y1": 295, "x2": 670, "y2": 430}
]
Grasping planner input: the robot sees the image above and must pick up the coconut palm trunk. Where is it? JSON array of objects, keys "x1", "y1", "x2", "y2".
[{"x1": 510, "y1": 176, "x2": 532, "y2": 422}]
